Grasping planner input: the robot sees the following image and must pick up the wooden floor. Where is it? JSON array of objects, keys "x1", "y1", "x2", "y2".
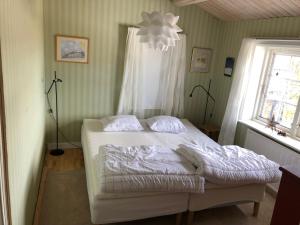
[
  {"x1": 33, "y1": 148, "x2": 84, "y2": 225},
  {"x1": 45, "y1": 148, "x2": 84, "y2": 171}
]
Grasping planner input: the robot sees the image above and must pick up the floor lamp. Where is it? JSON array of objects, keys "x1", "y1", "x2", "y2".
[
  {"x1": 47, "y1": 71, "x2": 64, "y2": 156},
  {"x1": 189, "y1": 79, "x2": 215, "y2": 125}
]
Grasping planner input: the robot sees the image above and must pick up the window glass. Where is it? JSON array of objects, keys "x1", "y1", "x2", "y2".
[{"x1": 259, "y1": 54, "x2": 300, "y2": 128}]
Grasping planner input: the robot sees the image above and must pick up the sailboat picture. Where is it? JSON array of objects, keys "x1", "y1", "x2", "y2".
[{"x1": 56, "y1": 35, "x2": 89, "y2": 64}]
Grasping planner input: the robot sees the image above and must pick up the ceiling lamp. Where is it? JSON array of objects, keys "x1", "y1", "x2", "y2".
[{"x1": 137, "y1": 11, "x2": 183, "y2": 51}]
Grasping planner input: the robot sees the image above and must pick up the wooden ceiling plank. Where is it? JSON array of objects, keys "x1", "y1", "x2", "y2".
[
  {"x1": 212, "y1": 0, "x2": 247, "y2": 20},
  {"x1": 198, "y1": 0, "x2": 237, "y2": 21},
  {"x1": 216, "y1": 0, "x2": 265, "y2": 20},
  {"x1": 239, "y1": 0, "x2": 284, "y2": 19},
  {"x1": 180, "y1": 0, "x2": 300, "y2": 21},
  {"x1": 278, "y1": 0, "x2": 300, "y2": 16},
  {"x1": 268, "y1": 0, "x2": 292, "y2": 17},
  {"x1": 219, "y1": 0, "x2": 244, "y2": 17},
  {"x1": 252, "y1": 0, "x2": 284, "y2": 19},
  {"x1": 226, "y1": 0, "x2": 264, "y2": 20}
]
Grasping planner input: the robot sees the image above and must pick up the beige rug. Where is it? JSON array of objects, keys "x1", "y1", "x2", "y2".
[{"x1": 39, "y1": 169, "x2": 276, "y2": 225}]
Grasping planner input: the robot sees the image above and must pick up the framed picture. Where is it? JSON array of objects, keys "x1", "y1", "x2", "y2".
[
  {"x1": 190, "y1": 47, "x2": 212, "y2": 73},
  {"x1": 56, "y1": 35, "x2": 89, "y2": 64},
  {"x1": 224, "y1": 57, "x2": 235, "y2": 77}
]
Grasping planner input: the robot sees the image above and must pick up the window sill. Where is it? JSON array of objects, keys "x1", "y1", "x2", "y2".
[{"x1": 239, "y1": 120, "x2": 300, "y2": 154}]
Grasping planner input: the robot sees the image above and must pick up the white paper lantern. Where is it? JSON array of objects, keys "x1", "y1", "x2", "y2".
[{"x1": 137, "y1": 11, "x2": 183, "y2": 51}]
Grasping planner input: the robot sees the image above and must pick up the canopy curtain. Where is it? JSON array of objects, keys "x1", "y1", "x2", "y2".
[
  {"x1": 117, "y1": 27, "x2": 186, "y2": 118},
  {"x1": 218, "y1": 38, "x2": 258, "y2": 145}
]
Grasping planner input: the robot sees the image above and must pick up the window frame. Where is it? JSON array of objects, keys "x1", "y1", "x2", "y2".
[{"x1": 254, "y1": 47, "x2": 300, "y2": 139}]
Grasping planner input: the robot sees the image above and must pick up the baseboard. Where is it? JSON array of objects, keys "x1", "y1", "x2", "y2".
[{"x1": 47, "y1": 142, "x2": 82, "y2": 150}]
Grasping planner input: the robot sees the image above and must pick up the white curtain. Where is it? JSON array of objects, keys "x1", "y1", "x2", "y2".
[
  {"x1": 218, "y1": 38, "x2": 258, "y2": 145},
  {"x1": 117, "y1": 27, "x2": 186, "y2": 118}
]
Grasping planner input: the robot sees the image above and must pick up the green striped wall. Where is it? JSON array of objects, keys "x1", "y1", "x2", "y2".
[
  {"x1": 0, "y1": 0, "x2": 45, "y2": 224},
  {"x1": 44, "y1": 0, "x2": 300, "y2": 143},
  {"x1": 44, "y1": 0, "x2": 222, "y2": 142},
  {"x1": 212, "y1": 17, "x2": 300, "y2": 126}
]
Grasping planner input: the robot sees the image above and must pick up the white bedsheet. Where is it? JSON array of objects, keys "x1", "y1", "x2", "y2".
[
  {"x1": 82, "y1": 119, "x2": 219, "y2": 201},
  {"x1": 97, "y1": 144, "x2": 204, "y2": 193},
  {"x1": 177, "y1": 143, "x2": 281, "y2": 185}
]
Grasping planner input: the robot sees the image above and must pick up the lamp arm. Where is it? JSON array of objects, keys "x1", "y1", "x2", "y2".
[
  {"x1": 46, "y1": 79, "x2": 56, "y2": 95},
  {"x1": 46, "y1": 73, "x2": 63, "y2": 95},
  {"x1": 46, "y1": 75, "x2": 63, "y2": 112},
  {"x1": 189, "y1": 84, "x2": 215, "y2": 102}
]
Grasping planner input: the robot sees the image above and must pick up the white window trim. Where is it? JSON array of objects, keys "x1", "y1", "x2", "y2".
[{"x1": 253, "y1": 46, "x2": 300, "y2": 140}]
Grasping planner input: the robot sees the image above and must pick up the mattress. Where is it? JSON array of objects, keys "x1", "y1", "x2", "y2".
[{"x1": 82, "y1": 119, "x2": 220, "y2": 201}]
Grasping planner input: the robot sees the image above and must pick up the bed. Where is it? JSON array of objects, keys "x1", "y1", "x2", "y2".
[{"x1": 81, "y1": 118, "x2": 266, "y2": 225}]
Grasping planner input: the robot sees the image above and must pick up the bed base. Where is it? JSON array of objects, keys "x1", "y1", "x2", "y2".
[
  {"x1": 97, "y1": 212, "x2": 183, "y2": 225},
  {"x1": 186, "y1": 183, "x2": 265, "y2": 225},
  {"x1": 96, "y1": 202, "x2": 259, "y2": 225},
  {"x1": 90, "y1": 184, "x2": 265, "y2": 224},
  {"x1": 95, "y1": 202, "x2": 260, "y2": 225},
  {"x1": 89, "y1": 192, "x2": 189, "y2": 224}
]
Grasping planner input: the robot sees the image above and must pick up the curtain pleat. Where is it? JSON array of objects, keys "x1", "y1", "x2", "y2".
[
  {"x1": 117, "y1": 27, "x2": 186, "y2": 118},
  {"x1": 218, "y1": 38, "x2": 257, "y2": 145}
]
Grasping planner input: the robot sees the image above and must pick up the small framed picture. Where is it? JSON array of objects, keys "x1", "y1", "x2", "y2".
[
  {"x1": 190, "y1": 47, "x2": 212, "y2": 73},
  {"x1": 56, "y1": 35, "x2": 89, "y2": 64},
  {"x1": 224, "y1": 57, "x2": 235, "y2": 77}
]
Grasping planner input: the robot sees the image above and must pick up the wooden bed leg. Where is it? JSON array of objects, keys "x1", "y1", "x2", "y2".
[
  {"x1": 253, "y1": 202, "x2": 260, "y2": 217},
  {"x1": 187, "y1": 211, "x2": 194, "y2": 225},
  {"x1": 175, "y1": 212, "x2": 183, "y2": 225}
]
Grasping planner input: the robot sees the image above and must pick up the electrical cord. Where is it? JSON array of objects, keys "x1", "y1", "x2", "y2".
[
  {"x1": 209, "y1": 102, "x2": 215, "y2": 118},
  {"x1": 46, "y1": 92, "x2": 81, "y2": 149}
]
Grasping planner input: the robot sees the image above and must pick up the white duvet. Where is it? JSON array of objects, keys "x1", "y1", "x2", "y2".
[
  {"x1": 96, "y1": 144, "x2": 205, "y2": 193},
  {"x1": 177, "y1": 143, "x2": 281, "y2": 185}
]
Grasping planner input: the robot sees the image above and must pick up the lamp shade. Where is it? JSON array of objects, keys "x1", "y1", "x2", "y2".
[{"x1": 137, "y1": 11, "x2": 183, "y2": 51}]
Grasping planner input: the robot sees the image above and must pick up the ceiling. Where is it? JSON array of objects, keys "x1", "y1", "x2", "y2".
[{"x1": 173, "y1": 0, "x2": 300, "y2": 21}]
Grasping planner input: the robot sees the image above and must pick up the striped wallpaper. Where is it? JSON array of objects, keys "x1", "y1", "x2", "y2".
[
  {"x1": 211, "y1": 16, "x2": 300, "y2": 126},
  {"x1": 44, "y1": 0, "x2": 300, "y2": 143},
  {"x1": 0, "y1": 0, "x2": 45, "y2": 224},
  {"x1": 44, "y1": 0, "x2": 222, "y2": 142}
]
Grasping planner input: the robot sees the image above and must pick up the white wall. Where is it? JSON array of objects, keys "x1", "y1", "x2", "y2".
[
  {"x1": 244, "y1": 129, "x2": 300, "y2": 191},
  {"x1": 0, "y1": 0, "x2": 46, "y2": 225}
]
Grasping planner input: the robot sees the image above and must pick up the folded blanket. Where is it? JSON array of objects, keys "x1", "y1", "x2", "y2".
[
  {"x1": 177, "y1": 143, "x2": 281, "y2": 185},
  {"x1": 97, "y1": 144, "x2": 205, "y2": 193}
]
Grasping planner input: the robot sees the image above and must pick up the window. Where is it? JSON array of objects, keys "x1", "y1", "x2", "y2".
[{"x1": 256, "y1": 48, "x2": 300, "y2": 138}]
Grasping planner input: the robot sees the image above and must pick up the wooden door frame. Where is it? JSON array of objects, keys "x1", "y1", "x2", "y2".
[{"x1": 0, "y1": 46, "x2": 12, "y2": 225}]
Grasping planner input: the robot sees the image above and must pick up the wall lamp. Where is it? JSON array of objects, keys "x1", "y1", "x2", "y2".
[{"x1": 189, "y1": 79, "x2": 215, "y2": 125}]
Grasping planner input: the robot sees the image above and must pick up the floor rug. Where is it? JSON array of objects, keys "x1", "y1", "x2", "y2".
[{"x1": 39, "y1": 169, "x2": 275, "y2": 225}]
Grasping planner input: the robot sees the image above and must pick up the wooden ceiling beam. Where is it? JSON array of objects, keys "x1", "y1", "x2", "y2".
[{"x1": 173, "y1": 0, "x2": 209, "y2": 7}]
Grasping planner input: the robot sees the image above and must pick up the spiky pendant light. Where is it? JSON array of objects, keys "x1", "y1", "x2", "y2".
[{"x1": 137, "y1": 11, "x2": 183, "y2": 51}]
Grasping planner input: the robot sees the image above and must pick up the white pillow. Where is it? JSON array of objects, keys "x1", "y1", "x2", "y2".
[
  {"x1": 100, "y1": 115, "x2": 144, "y2": 132},
  {"x1": 146, "y1": 116, "x2": 186, "y2": 133}
]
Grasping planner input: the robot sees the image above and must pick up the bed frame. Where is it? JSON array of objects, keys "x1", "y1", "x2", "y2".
[
  {"x1": 81, "y1": 119, "x2": 266, "y2": 225},
  {"x1": 186, "y1": 183, "x2": 265, "y2": 225},
  {"x1": 92, "y1": 183, "x2": 265, "y2": 225},
  {"x1": 89, "y1": 192, "x2": 189, "y2": 224}
]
